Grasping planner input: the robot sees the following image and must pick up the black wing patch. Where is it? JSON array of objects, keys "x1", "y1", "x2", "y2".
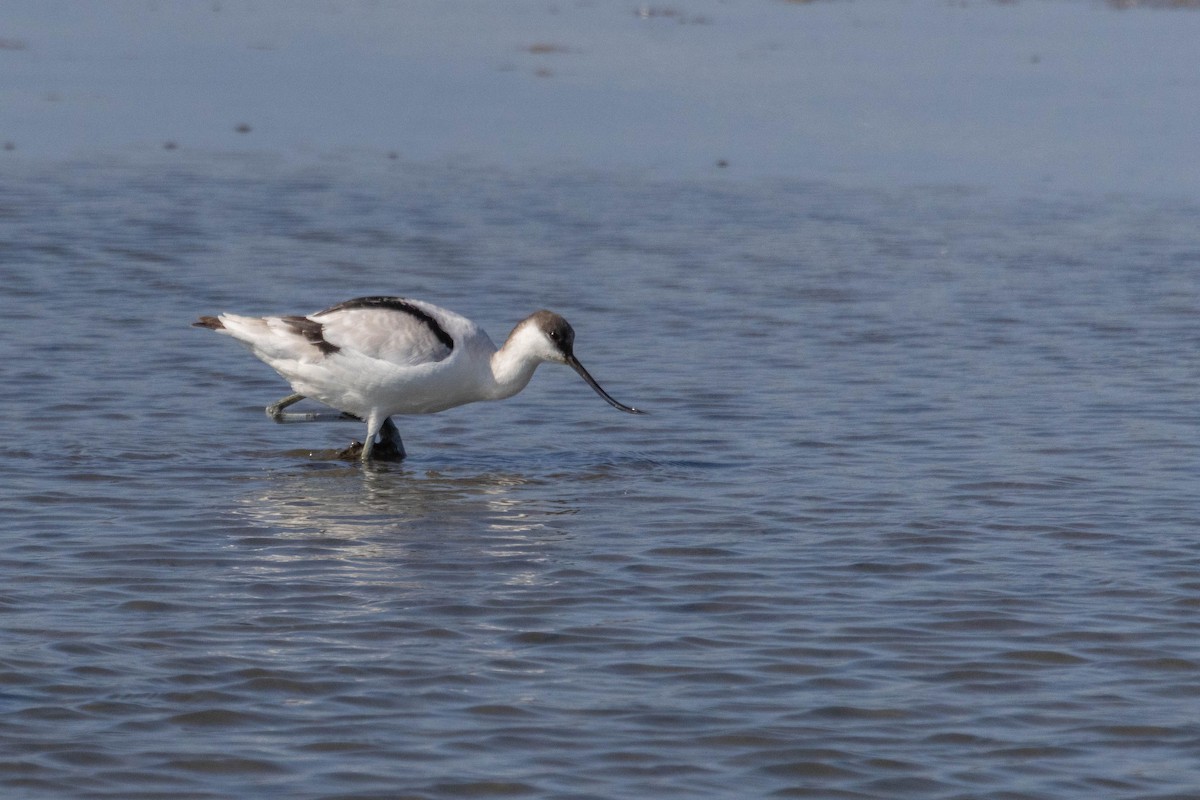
[
  {"x1": 315, "y1": 296, "x2": 455, "y2": 352},
  {"x1": 282, "y1": 315, "x2": 340, "y2": 355}
]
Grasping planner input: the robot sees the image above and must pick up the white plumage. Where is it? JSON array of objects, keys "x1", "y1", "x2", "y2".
[{"x1": 195, "y1": 296, "x2": 642, "y2": 461}]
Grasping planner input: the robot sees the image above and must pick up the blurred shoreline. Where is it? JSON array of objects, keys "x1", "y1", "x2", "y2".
[{"x1": 2, "y1": 0, "x2": 1199, "y2": 195}]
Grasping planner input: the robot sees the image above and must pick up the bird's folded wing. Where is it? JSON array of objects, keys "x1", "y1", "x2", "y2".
[{"x1": 314, "y1": 307, "x2": 454, "y2": 367}]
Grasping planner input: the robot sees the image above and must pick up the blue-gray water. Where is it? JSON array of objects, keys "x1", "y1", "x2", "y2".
[{"x1": 2, "y1": 154, "x2": 1199, "y2": 799}]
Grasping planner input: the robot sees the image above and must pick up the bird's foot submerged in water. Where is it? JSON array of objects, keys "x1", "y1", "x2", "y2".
[
  {"x1": 336, "y1": 438, "x2": 406, "y2": 462},
  {"x1": 339, "y1": 417, "x2": 406, "y2": 462}
]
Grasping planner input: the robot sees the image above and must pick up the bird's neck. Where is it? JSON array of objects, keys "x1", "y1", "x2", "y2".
[{"x1": 487, "y1": 342, "x2": 540, "y2": 400}]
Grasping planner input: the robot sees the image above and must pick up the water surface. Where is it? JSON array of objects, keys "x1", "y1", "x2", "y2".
[{"x1": 1, "y1": 154, "x2": 1198, "y2": 798}]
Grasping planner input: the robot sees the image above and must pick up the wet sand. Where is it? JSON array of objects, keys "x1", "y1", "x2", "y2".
[{"x1": 2, "y1": 0, "x2": 1199, "y2": 194}]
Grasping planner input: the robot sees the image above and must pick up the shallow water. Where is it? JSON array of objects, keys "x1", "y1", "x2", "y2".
[{"x1": 1, "y1": 153, "x2": 1198, "y2": 798}]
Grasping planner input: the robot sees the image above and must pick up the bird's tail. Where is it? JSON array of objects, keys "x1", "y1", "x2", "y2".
[
  {"x1": 193, "y1": 315, "x2": 225, "y2": 330},
  {"x1": 194, "y1": 313, "x2": 322, "y2": 363}
]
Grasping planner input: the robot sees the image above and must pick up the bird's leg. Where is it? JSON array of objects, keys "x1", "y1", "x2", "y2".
[
  {"x1": 358, "y1": 413, "x2": 383, "y2": 462},
  {"x1": 267, "y1": 393, "x2": 361, "y2": 424},
  {"x1": 266, "y1": 393, "x2": 305, "y2": 420},
  {"x1": 355, "y1": 415, "x2": 406, "y2": 462}
]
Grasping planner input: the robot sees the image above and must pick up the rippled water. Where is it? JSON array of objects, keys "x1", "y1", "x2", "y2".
[{"x1": 2, "y1": 155, "x2": 1199, "y2": 798}]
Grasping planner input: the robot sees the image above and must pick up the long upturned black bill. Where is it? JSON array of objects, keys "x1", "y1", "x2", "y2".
[{"x1": 567, "y1": 355, "x2": 645, "y2": 415}]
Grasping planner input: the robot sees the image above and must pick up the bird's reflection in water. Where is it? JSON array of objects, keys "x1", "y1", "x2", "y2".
[{"x1": 231, "y1": 457, "x2": 580, "y2": 593}]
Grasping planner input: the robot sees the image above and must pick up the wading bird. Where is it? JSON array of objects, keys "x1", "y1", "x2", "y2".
[{"x1": 194, "y1": 296, "x2": 643, "y2": 461}]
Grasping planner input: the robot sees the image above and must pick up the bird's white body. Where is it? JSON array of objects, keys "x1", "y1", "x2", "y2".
[
  {"x1": 217, "y1": 300, "x2": 526, "y2": 416},
  {"x1": 196, "y1": 296, "x2": 641, "y2": 460}
]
